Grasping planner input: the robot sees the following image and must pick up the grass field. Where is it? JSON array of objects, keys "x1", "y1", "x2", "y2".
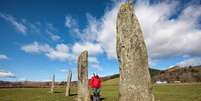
[{"x1": 0, "y1": 78, "x2": 201, "y2": 101}]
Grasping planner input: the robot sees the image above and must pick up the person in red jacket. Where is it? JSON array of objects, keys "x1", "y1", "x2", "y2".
[{"x1": 90, "y1": 73, "x2": 101, "y2": 97}]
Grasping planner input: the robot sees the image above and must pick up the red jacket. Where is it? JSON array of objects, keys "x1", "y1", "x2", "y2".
[{"x1": 90, "y1": 75, "x2": 101, "y2": 89}]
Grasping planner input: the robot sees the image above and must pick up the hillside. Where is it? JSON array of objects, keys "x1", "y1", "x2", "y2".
[
  {"x1": 153, "y1": 65, "x2": 201, "y2": 83},
  {"x1": 2, "y1": 66, "x2": 201, "y2": 88},
  {"x1": 103, "y1": 66, "x2": 201, "y2": 83},
  {"x1": 101, "y1": 68, "x2": 160, "y2": 81}
]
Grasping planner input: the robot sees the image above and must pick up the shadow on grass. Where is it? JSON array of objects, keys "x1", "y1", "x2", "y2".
[
  {"x1": 90, "y1": 95, "x2": 105, "y2": 101},
  {"x1": 54, "y1": 91, "x2": 63, "y2": 93},
  {"x1": 100, "y1": 97, "x2": 105, "y2": 101},
  {"x1": 70, "y1": 93, "x2": 77, "y2": 96}
]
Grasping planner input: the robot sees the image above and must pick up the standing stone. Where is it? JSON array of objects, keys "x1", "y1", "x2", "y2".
[
  {"x1": 77, "y1": 51, "x2": 89, "y2": 101},
  {"x1": 116, "y1": 1, "x2": 154, "y2": 101},
  {"x1": 50, "y1": 74, "x2": 55, "y2": 94},
  {"x1": 65, "y1": 69, "x2": 72, "y2": 96}
]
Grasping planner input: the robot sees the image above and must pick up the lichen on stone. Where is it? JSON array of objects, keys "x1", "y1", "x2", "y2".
[
  {"x1": 120, "y1": 3, "x2": 129, "y2": 9},
  {"x1": 116, "y1": 2, "x2": 155, "y2": 101}
]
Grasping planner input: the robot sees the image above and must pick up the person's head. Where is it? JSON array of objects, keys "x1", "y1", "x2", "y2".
[
  {"x1": 93, "y1": 72, "x2": 96, "y2": 77},
  {"x1": 92, "y1": 72, "x2": 99, "y2": 77},
  {"x1": 95, "y1": 74, "x2": 99, "y2": 78},
  {"x1": 94, "y1": 73, "x2": 99, "y2": 78}
]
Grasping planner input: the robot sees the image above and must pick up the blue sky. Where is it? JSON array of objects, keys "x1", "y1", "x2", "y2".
[{"x1": 0, "y1": 0, "x2": 201, "y2": 81}]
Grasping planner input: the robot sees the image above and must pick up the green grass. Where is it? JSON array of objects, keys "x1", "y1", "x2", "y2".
[
  {"x1": 154, "y1": 84, "x2": 201, "y2": 101},
  {"x1": 0, "y1": 87, "x2": 77, "y2": 101},
  {"x1": 0, "y1": 78, "x2": 201, "y2": 101}
]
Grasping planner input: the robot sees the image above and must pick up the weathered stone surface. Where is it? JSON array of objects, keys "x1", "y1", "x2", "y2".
[
  {"x1": 50, "y1": 74, "x2": 55, "y2": 94},
  {"x1": 116, "y1": 2, "x2": 154, "y2": 101},
  {"x1": 65, "y1": 69, "x2": 72, "y2": 96},
  {"x1": 77, "y1": 51, "x2": 89, "y2": 101}
]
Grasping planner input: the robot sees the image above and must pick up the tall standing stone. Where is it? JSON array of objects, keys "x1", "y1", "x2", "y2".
[
  {"x1": 77, "y1": 50, "x2": 89, "y2": 101},
  {"x1": 50, "y1": 74, "x2": 55, "y2": 94},
  {"x1": 65, "y1": 69, "x2": 72, "y2": 96},
  {"x1": 116, "y1": 1, "x2": 154, "y2": 101}
]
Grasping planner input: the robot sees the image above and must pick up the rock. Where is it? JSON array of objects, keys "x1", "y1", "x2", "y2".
[
  {"x1": 50, "y1": 74, "x2": 55, "y2": 94},
  {"x1": 65, "y1": 69, "x2": 72, "y2": 96},
  {"x1": 77, "y1": 51, "x2": 89, "y2": 101},
  {"x1": 116, "y1": 2, "x2": 154, "y2": 101}
]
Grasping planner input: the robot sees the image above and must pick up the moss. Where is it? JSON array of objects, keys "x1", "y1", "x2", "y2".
[{"x1": 120, "y1": 3, "x2": 130, "y2": 9}]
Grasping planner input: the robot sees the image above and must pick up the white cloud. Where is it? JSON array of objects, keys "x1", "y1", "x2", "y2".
[
  {"x1": 65, "y1": 14, "x2": 100, "y2": 42},
  {"x1": 0, "y1": 13, "x2": 62, "y2": 43},
  {"x1": 46, "y1": 44, "x2": 74, "y2": 61},
  {"x1": 65, "y1": 15, "x2": 104, "y2": 63},
  {"x1": 0, "y1": 13, "x2": 27, "y2": 34},
  {"x1": 19, "y1": 1, "x2": 201, "y2": 68},
  {"x1": 72, "y1": 42, "x2": 103, "y2": 56},
  {"x1": 65, "y1": 8, "x2": 117, "y2": 59},
  {"x1": 68, "y1": 1, "x2": 201, "y2": 61},
  {"x1": 60, "y1": 69, "x2": 67, "y2": 73},
  {"x1": 66, "y1": 5, "x2": 120, "y2": 59},
  {"x1": 96, "y1": 3, "x2": 121, "y2": 59},
  {"x1": 89, "y1": 57, "x2": 99, "y2": 64},
  {"x1": 81, "y1": 14, "x2": 100, "y2": 42},
  {"x1": 21, "y1": 41, "x2": 53, "y2": 53},
  {"x1": 0, "y1": 70, "x2": 15, "y2": 78},
  {"x1": 88, "y1": 57, "x2": 102, "y2": 71},
  {"x1": 50, "y1": 34, "x2": 61, "y2": 41},
  {"x1": 0, "y1": 54, "x2": 9, "y2": 60},
  {"x1": 90, "y1": 63, "x2": 102, "y2": 71},
  {"x1": 47, "y1": 30, "x2": 61, "y2": 41},
  {"x1": 65, "y1": 16, "x2": 78, "y2": 28},
  {"x1": 65, "y1": 15, "x2": 82, "y2": 40},
  {"x1": 46, "y1": 24, "x2": 61, "y2": 42},
  {"x1": 176, "y1": 57, "x2": 201, "y2": 67},
  {"x1": 21, "y1": 42, "x2": 74, "y2": 61},
  {"x1": 135, "y1": 1, "x2": 201, "y2": 59}
]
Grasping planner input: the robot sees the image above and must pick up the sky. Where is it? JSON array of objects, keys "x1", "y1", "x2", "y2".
[{"x1": 0, "y1": 0, "x2": 201, "y2": 81}]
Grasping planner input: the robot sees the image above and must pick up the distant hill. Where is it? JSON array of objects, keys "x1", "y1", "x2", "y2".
[
  {"x1": 102, "y1": 66, "x2": 201, "y2": 83},
  {"x1": 0, "y1": 68, "x2": 160, "y2": 88},
  {"x1": 149, "y1": 68, "x2": 161, "y2": 78},
  {"x1": 2, "y1": 66, "x2": 201, "y2": 88},
  {"x1": 101, "y1": 68, "x2": 161, "y2": 82},
  {"x1": 153, "y1": 65, "x2": 201, "y2": 83}
]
